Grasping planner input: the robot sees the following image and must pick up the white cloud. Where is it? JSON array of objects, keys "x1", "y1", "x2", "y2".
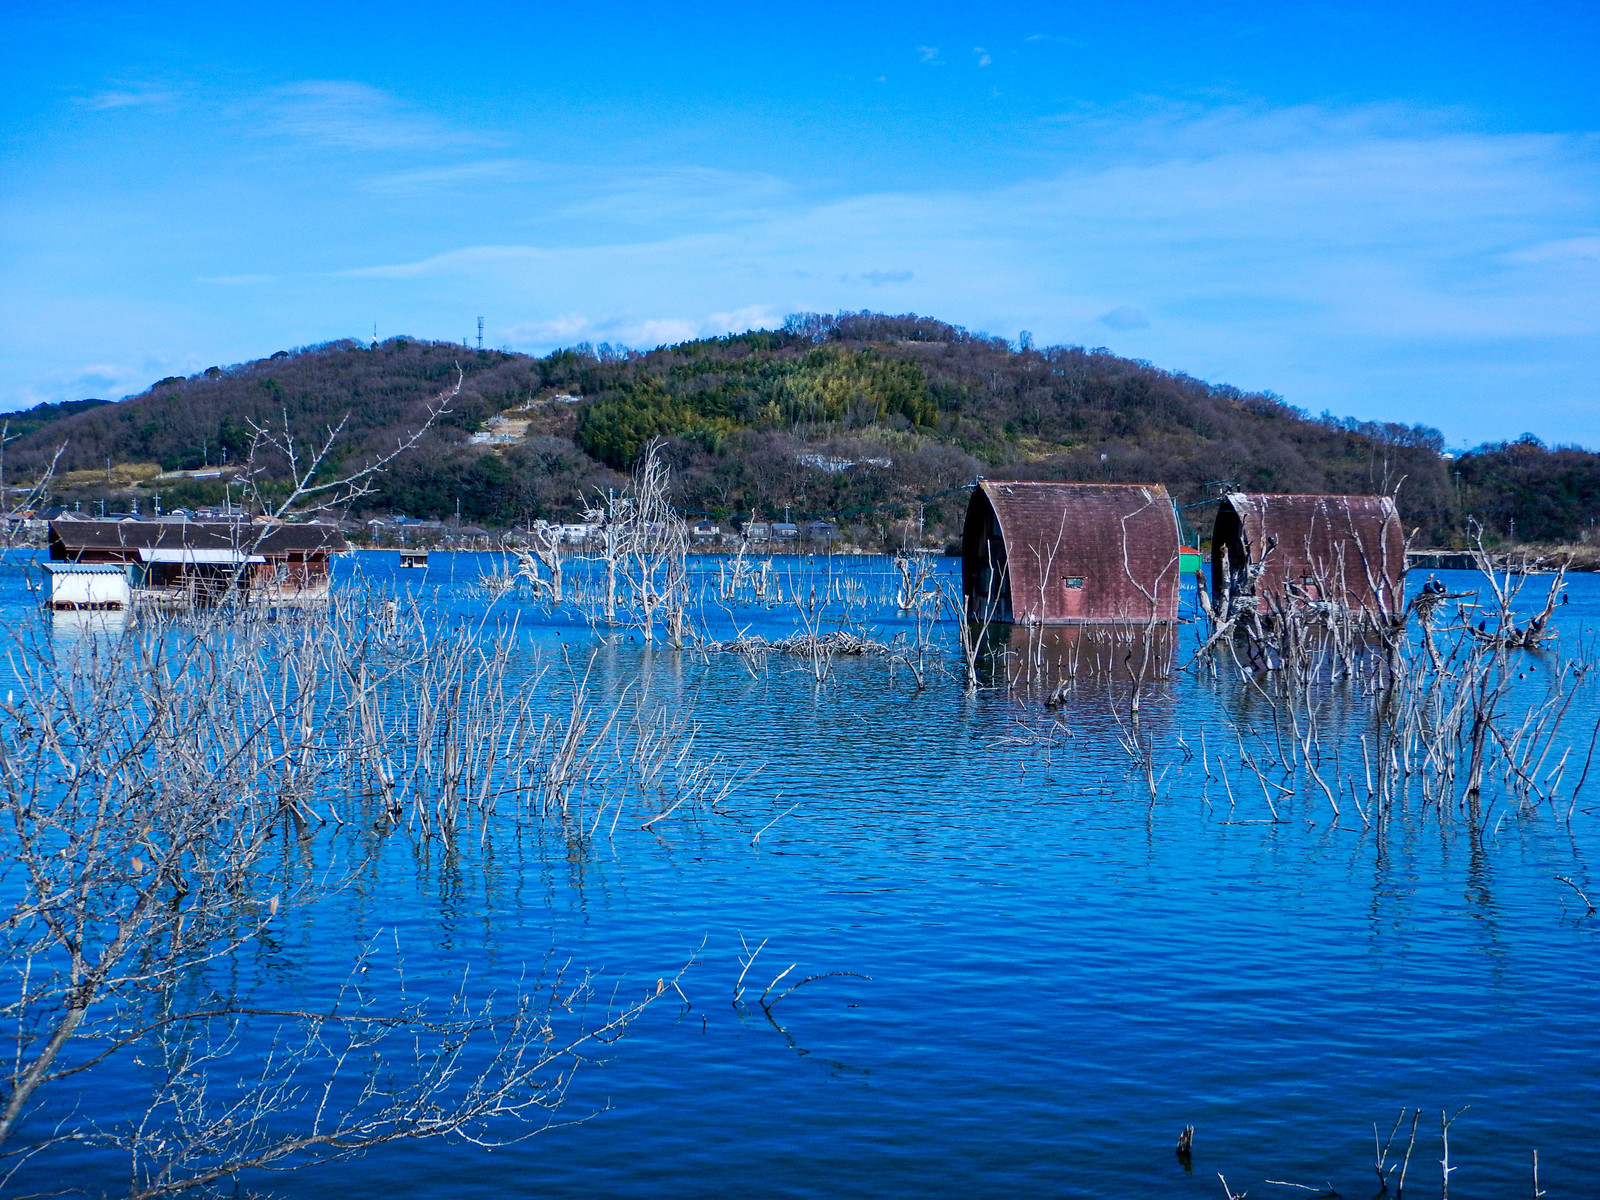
[
  {"x1": 553, "y1": 165, "x2": 792, "y2": 227},
  {"x1": 1506, "y1": 236, "x2": 1600, "y2": 265},
  {"x1": 6, "y1": 99, "x2": 1599, "y2": 444},
  {"x1": 1, "y1": 359, "x2": 174, "y2": 411},
  {"x1": 626, "y1": 318, "x2": 703, "y2": 346},
  {"x1": 259, "y1": 81, "x2": 486, "y2": 151},
  {"x1": 363, "y1": 158, "x2": 541, "y2": 195},
  {"x1": 343, "y1": 245, "x2": 551, "y2": 280},
  {"x1": 1099, "y1": 306, "x2": 1149, "y2": 330},
  {"x1": 706, "y1": 305, "x2": 785, "y2": 334},
  {"x1": 331, "y1": 104, "x2": 1600, "y2": 441},
  {"x1": 502, "y1": 314, "x2": 595, "y2": 345},
  {"x1": 75, "y1": 87, "x2": 178, "y2": 111},
  {"x1": 503, "y1": 305, "x2": 786, "y2": 352}
]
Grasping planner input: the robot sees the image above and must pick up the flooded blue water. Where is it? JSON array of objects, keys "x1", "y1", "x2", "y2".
[{"x1": 1, "y1": 549, "x2": 1596, "y2": 1197}]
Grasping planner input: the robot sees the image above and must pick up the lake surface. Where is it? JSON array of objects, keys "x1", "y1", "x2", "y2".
[{"x1": 2, "y1": 549, "x2": 1596, "y2": 1197}]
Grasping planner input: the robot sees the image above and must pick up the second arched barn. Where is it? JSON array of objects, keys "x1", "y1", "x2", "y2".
[
  {"x1": 1210, "y1": 492, "x2": 1405, "y2": 618},
  {"x1": 961, "y1": 481, "x2": 1185, "y2": 625}
]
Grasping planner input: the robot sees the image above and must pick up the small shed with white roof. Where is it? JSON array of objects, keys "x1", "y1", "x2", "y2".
[{"x1": 40, "y1": 562, "x2": 132, "y2": 611}]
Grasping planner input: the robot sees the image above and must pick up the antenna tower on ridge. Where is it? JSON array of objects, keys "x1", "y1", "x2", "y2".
[{"x1": 477, "y1": 316, "x2": 484, "y2": 351}]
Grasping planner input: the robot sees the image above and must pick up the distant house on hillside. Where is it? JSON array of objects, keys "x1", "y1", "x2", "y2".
[
  {"x1": 803, "y1": 519, "x2": 838, "y2": 543},
  {"x1": 48, "y1": 519, "x2": 349, "y2": 608},
  {"x1": 554, "y1": 523, "x2": 595, "y2": 545}
]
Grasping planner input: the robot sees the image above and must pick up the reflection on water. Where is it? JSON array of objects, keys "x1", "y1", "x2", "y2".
[
  {"x1": 48, "y1": 606, "x2": 131, "y2": 638},
  {"x1": 981, "y1": 621, "x2": 1179, "y2": 695},
  {"x1": 1, "y1": 551, "x2": 1598, "y2": 1197}
]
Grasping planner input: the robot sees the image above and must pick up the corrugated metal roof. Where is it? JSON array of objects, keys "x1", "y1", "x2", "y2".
[
  {"x1": 49, "y1": 520, "x2": 348, "y2": 561},
  {"x1": 135, "y1": 547, "x2": 265, "y2": 565},
  {"x1": 962, "y1": 481, "x2": 1183, "y2": 625},
  {"x1": 1212, "y1": 492, "x2": 1405, "y2": 617},
  {"x1": 40, "y1": 562, "x2": 129, "y2": 575}
]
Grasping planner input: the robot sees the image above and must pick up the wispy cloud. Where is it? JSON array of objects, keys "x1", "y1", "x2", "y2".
[
  {"x1": 2, "y1": 359, "x2": 177, "y2": 411},
  {"x1": 75, "y1": 87, "x2": 178, "y2": 111},
  {"x1": 363, "y1": 158, "x2": 545, "y2": 195},
  {"x1": 503, "y1": 305, "x2": 784, "y2": 351},
  {"x1": 1099, "y1": 306, "x2": 1149, "y2": 330},
  {"x1": 9, "y1": 99, "x2": 1599, "y2": 443},
  {"x1": 553, "y1": 165, "x2": 792, "y2": 227},
  {"x1": 917, "y1": 46, "x2": 942, "y2": 65},
  {"x1": 1506, "y1": 235, "x2": 1600, "y2": 265},
  {"x1": 343, "y1": 245, "x2": 550, "y2": 280},
  {"x1": 332, "y1": 104, "x2": 1600, "y2": 440},
  {"x1": 259, "y1": 81, "x2": 489, "y2": 151}
]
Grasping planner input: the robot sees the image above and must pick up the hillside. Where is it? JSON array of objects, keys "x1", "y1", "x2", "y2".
[
  {"x1": 1, "y1": 399, "x2": 112, "y2": 442},
  {"x1": 4, "y1": 312, "x2": 1592, "y2": 549}
]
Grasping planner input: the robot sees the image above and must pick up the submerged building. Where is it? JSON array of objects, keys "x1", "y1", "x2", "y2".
[
  {"x1": 960, "y1": 481, "x2": 1187, "y2": 625},
  {"x1": 47, "y1": 519, "x2": 349, "y2": 608},
  {"x1": 39, "y1": 562, "x2": 133, "y2": 611},
  {"x1": 1210, "y1": 493, "x2": 1405, "y2": 618}
]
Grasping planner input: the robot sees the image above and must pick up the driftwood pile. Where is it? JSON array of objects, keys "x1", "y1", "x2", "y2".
[{"x1": 706, "y1": 630, "x2": 890, "y2": 658}]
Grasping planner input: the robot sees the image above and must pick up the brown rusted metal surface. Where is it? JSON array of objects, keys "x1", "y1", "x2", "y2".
[
  {"x1": 980, "y1": 623, "x2": 1179, "y2": 691},
  {"x1": 961, "y1": 482, "x2": 1183, "y2": 625},
  {"x1": 1210, "y1": 493, "x2": 1405, "y2": 617}
]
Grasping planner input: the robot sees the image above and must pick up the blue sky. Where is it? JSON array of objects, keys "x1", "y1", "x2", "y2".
[{"x1": 2, "y1": 1, "x2": 1597, "y2": 447}]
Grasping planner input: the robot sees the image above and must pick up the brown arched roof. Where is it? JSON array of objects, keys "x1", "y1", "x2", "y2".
[
  {"x1": 1211, "y1": 493, "x2": 1405, "y2": 616},
  {"x1": 964, "y1": 481, "x2": 1183, "y2": 625}
]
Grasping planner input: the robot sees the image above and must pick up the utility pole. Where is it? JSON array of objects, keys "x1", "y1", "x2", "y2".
[{"x1": 0, "y1": 420, "x2": 10, "y2": 513}]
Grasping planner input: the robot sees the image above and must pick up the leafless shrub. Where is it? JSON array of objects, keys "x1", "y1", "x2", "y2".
[
  {"x1": 0, "y1": 421, "x2": 64, "y2": 550},
  {"x1": 505, "y1": 523, "x2": 565, "y2": 601},
  {"x1": 0, "y1": 589, "x2": 723, "y2": 1192},
  {"x1": 571, "y1": 440, "x2": 693, "y2": 646}
]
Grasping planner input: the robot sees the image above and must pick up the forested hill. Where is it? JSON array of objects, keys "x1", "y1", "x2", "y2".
[{"x1": 6, "y1": 312, "x2": 1595, "y2": 548}]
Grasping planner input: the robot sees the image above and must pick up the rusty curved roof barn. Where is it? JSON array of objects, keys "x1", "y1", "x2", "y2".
[
  {"x1": 961, "y1": 481, "x2": 1183, "y2": 625},
  {"x1": 1211, "y1": 493, "x2": 1405, "y2": 618}
]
